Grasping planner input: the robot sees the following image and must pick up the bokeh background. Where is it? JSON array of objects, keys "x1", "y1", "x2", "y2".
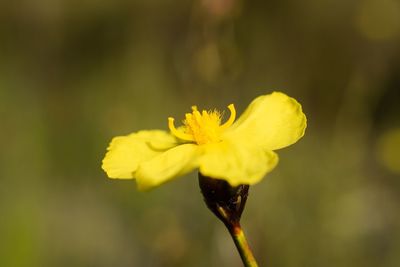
[{"x1": 1, "y1": 0, "x2": 400, "y2": 266}]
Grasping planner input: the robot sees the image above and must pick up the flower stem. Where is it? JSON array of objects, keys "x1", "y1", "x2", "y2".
[
  {"x1": 228, "y1": 223, "x2": 259, "y2": 267},
  {"x1": 198, "y1": 174, "x2": 259, "y2": 266}
]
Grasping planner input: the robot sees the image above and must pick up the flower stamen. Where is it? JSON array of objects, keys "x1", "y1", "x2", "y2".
[
  {"x1": 168, "y1": 117, "x2": 195, "y2": 142},
  {"x1": 168, "y1": 104, "x2": 236, "y2": 145},
  {"x1": 220, "y1": 104, "x2": 236, "y2": 130}
]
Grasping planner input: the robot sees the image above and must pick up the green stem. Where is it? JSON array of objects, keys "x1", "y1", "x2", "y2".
[{"x1": 228, "y1": 223, "x2": 259, "y2": 267}]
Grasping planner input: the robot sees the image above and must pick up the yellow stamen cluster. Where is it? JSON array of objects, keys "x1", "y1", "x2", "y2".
[{"x1": 168, "y1": 104, "x2": 236, "y2": 145}]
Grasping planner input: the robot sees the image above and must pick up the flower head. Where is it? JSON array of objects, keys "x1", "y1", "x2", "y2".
[{"x1": 102, "y1": 92, "x2": 307, "y2": 190}]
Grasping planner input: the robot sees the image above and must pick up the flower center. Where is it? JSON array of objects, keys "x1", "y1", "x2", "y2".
[{"x1": 168, "y1": 104, "x2": 236, "y2": 145}]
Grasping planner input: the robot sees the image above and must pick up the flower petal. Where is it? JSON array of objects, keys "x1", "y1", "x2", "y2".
[
  {"x1": 198, "y1": 140, "x2": 279, "y2": 186},
  {"x1": 102, "y1": 130, "x2": 177, "y2": 179},
  {"x1": 135, "y1": 144, "x2": 199, "y2": 190},
  {"x1": 228, "y1": 92, "x2": 307, "y2": 150}
]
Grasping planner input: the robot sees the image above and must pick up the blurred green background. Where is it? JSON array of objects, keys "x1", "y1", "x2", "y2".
[{"x1": 1, "y1": 0, "x2": 400, "y2": 266}]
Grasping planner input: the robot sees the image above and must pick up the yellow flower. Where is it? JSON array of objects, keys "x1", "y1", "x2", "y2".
[{"x1": 102, "y1": 92, "x2": 307, "y2": 190}]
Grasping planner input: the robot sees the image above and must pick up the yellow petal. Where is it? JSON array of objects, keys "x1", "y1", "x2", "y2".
[
  {"x1": 198, "y1": 140, "x2": 279, "y2": 186},
  {"x1": 102, "y1": 130, "x2": 177, "y2": 179},
  {"x1": 135, "y1": 144, "x2": 199, "y2": 190},
  {"x1": 228, "y1": 92, "x2": 307, "y2": 150}
]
